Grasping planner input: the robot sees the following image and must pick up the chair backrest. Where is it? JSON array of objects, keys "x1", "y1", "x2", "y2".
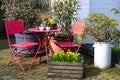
[
  {"x1": 72, "y1": 21, "x2": 86, "y2": 35},
  {"x1": 5, "y1": 20, "x2": 24, "y2": 35},
  {"x1": 69, "y1": 21, "x2": 86, "y2": 42}
]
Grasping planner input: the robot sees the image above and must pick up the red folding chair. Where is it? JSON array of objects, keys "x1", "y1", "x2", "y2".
[
  {"x1": 55, "y1": 21, "x2": 86, "y2": 53},
  {"x1": 5, "y1": 20, "x2": 39, "y2": 71}
]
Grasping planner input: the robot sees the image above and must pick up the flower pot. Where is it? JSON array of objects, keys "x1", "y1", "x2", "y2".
[
  {"x1": 93, "y1": 42, "x2": 111, "y2": 68},
  {"x1": 50, "y1": 24, "x2": 57, "y2": 30},
  {"x1": 49, "y1": 38, "x2": 63, "y2": 53},
  {"x1": 48, "y1": 60, "x2": 83, "y2": 79}
]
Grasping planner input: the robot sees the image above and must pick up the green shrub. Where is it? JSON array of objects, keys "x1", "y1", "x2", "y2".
[
  {"x1": 1, "y1": 0, "x2": 51, "y2": 29},
  {"x1": 53, "y1": 0, "x2": 80, "y2": 35},
  {"x1": 112, "y1": 46, "x2": 120, "y2": 58},
  {"x1": 85, "y1": 13, "x2": 119, "y2": 42}
]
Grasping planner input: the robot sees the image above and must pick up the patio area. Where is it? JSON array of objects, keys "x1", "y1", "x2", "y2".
[{"x1": 0, "y1": 39, "x2": 120, "y2": 80}]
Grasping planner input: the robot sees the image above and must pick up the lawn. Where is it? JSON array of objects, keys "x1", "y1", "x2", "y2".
[{"x1": 0, "y1": 39, "x2": 120, "y2": 80}]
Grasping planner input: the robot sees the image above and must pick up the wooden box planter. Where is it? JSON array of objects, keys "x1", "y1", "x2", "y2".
[{"x1": 48, "y1": 59, "x2": 83, "y2": 79}]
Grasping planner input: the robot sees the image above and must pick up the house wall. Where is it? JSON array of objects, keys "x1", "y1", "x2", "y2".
[
  {"x1": 90, "y1": 0, "x2": 120, "y2": 30},
  {"x1": 77, "y1": 0, "x2": 120, "y2": 22},
  {"x1": 77, "y1": 0, "x2": 90, "y2": 21}
]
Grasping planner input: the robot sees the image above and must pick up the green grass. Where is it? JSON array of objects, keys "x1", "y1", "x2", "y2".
[{"x1": 0, "y1": 39, "x2": 120, "y2": 80}]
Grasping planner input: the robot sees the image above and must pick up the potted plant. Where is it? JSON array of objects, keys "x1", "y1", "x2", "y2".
[
  {"x1": 85, "y1": 12, "x2": 119, "y2": 68},
  {"x1": 42, "y1": 16, "x2": 57, "y2": 29},
  {"x1": 49, "y1": 0, "x2": 80, "y2": 53},
  {"x1": 48, "y1": 51, "x2": 83, "y2": 79}
]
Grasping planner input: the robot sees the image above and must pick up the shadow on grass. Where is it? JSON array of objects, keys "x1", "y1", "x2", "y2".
[
  {"x1": 83, "y1": 54, "x2": 101, "y2": 79},
  {"x1": 0, "y1": 39, "x2": 9, "y2": 50},
  {"x1": 84, "y1": 67, "x2": 101, "y2": 79}
]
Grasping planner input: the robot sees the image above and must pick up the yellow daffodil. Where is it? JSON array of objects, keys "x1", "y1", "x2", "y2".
[{"x1": 50, "y1": 51, "x2": 81, "y2": 63}]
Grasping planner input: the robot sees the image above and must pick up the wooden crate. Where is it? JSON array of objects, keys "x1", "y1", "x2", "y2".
[{"x1": 48, "y1": 60, "x2": 83, "y2": 79}]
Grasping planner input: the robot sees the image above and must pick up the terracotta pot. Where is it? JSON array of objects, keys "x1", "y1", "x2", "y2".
[{"x1": 49, "y1": 38, "x2": 63, "y2": 53}]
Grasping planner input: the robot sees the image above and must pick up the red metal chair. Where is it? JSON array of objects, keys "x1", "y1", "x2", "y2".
[
  {"x1": 55, "y1": 21, "x2": 86, "y2": 53},
  {"x1": 5, "y1": 20, "x2": 39, "y2": 71}
]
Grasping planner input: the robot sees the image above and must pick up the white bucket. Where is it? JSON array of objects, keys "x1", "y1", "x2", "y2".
[{"x1": 93, "y1": 42, "x2": 111, "y2": 69}]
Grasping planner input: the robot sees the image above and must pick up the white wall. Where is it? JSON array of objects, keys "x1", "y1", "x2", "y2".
[
  {"x1": 77, "y1": 0, "x2": 120, "y2": 23},
  {"x1": 90, "y1": 0, "x2": 120, "y2": 30},
  {"x1": 77, "y1": 0, "x2": 90, "y2": 21}
]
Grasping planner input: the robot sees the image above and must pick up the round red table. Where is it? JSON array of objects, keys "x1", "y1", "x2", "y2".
[{"x1": 28, "y1": 28, "x2": 61, "y2": 67}]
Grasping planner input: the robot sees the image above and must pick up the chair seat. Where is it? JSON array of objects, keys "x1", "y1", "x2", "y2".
[
  {"x1": 11, "y1": 42, "x2": 38, "y2": 48},
  {"x1": 55, "y1": 42, "x2": 79, "y2": 48}
]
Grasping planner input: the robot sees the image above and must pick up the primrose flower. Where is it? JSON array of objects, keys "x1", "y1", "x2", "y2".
[
  {"x1": 43, "y1": 16, "x2": 57, "y2": 26},
  {"x1": 48, "y1": 17, "x2": 56, "y2": 24}
]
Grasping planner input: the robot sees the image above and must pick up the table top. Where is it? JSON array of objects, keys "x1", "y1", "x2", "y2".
[{"x1": 28, "y1": 28, "x2": 61, "y2": 33}]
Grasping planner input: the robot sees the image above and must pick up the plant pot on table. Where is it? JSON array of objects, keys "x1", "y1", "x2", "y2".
[{"x1": 49, "y1": 24, "x2": 57, "y2": 29}]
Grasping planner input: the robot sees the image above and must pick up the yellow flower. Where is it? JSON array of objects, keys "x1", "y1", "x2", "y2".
[
  {"x1": 48, "y1": 18, "x2": 55, "y2": 24},
  {"x1": 47, "y1": 16, "x2": 57, "y2": 25},
  {"x1": 50, "y1": 50, "x2": 81, "y2": 62}
]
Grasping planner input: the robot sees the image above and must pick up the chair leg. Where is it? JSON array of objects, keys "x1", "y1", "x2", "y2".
[
  {"x1": 7, "y1": 48, "x2": 29, "y2": 64},
  {"x1": 75, "y1": 46, "x2": 80, "y2": 53},
  {"x1": 28, "y1": 52, "x2": 38, "y2": 69},
  {"x1": 28, "y1": 47, "x2": 34, "y2": 57},
  {"x1": 39, "y1": 53, "x2": 42, "y2": 64},
  {"x1": 14, "y1": 56, "x2": 25, "y2": 71},
  {"x1": 7, "y1": 56, "x2": 14, "y2": 65},
  {"x1": 29, "y1": 44, "x2": 41, "y2": 69},
  {"x1": 10, "y1": 49, "x2": 25, "y2": 71},
  {"x1": 7, "y1": 49, "x2": 23, "y2": 65},
  {"x1": 8, "y1": 46, "x2": 41, "y2": 71},
  {"x1": 7, "y1": 48, "x2": 24, "y2": 65},
  {"x1": 8, "y1": 48, "x2": 35, "y2": 71}
]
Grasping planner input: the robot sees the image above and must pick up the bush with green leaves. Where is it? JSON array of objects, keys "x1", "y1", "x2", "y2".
[
  {"x1": 1, "y1": 0, "x2": 51, "y2": 29},
  {"x1": 85, "y1": 13, "x2": 119, "y2": 42},
  {"x1": 112, "y1": 46, "x2": 120, "y2": 58},
  {"x1": 53, "y1": 0, "x2": 80, "y2": 35},
  {"x1": 50, "y1": 51, "x2": 81, "y2": 63}
]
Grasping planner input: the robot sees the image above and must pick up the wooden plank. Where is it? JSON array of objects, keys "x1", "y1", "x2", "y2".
[
  {"x1": 48, "y1": 73, "x2": 83, "y2": 78},
  {"x1": 48, "y1": 65, "x2": 83, "y2": 70},
  {"x1": 48, "y1": 60, "x2": 83, "y2": 66},
  {"x1": 48, "y1": 60, "x2": 83, "y2": 79},
  {"x1": 48, "y1": 69, "x2": 83, "y2": 74}
]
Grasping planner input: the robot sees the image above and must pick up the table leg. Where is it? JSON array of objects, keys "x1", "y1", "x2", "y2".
[
  {"x1": 45, "y1": 33, "x2": 55, "y2": 64},
  {"x1": 45, "y1": 36, "x2": 49, "y2": 64}
]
